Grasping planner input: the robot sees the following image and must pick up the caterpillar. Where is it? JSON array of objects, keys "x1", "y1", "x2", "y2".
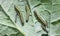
[
  {"x1": 34, "y1": 10, "x2": 48, "y2": 27},
  {"x1": 14, "y1": 5, "x2": 24, "y2": 26},
  {"x1": 25, "y1": 4, "x2": 30, "y2": 22},
  {"x1": 34, "y1": 10, "x2": 48, "y2": 33}
]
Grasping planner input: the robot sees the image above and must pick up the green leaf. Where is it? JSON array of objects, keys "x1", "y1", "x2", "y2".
[{"x1": 0, "y1": 0, "x2": 60, "y2": 36}]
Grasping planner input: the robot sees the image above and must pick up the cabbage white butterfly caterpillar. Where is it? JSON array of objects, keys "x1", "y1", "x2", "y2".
[
  {"x1": 14, "y1": 5, "x2": 24, "y2": 26},
  {"x1": 34, "y1": 10, "x2": 48, "y2": 33},
  {"x1": 25, "y1": 4, "x2": 30, "y2": 22},
  {"x1": 34, "y1": 10, "x2": 48, "y2": 27}
]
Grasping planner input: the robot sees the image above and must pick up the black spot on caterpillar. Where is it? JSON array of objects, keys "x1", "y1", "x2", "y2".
[{"x1": 14, "y1": 5, "x2": 24, "y2": 26}]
